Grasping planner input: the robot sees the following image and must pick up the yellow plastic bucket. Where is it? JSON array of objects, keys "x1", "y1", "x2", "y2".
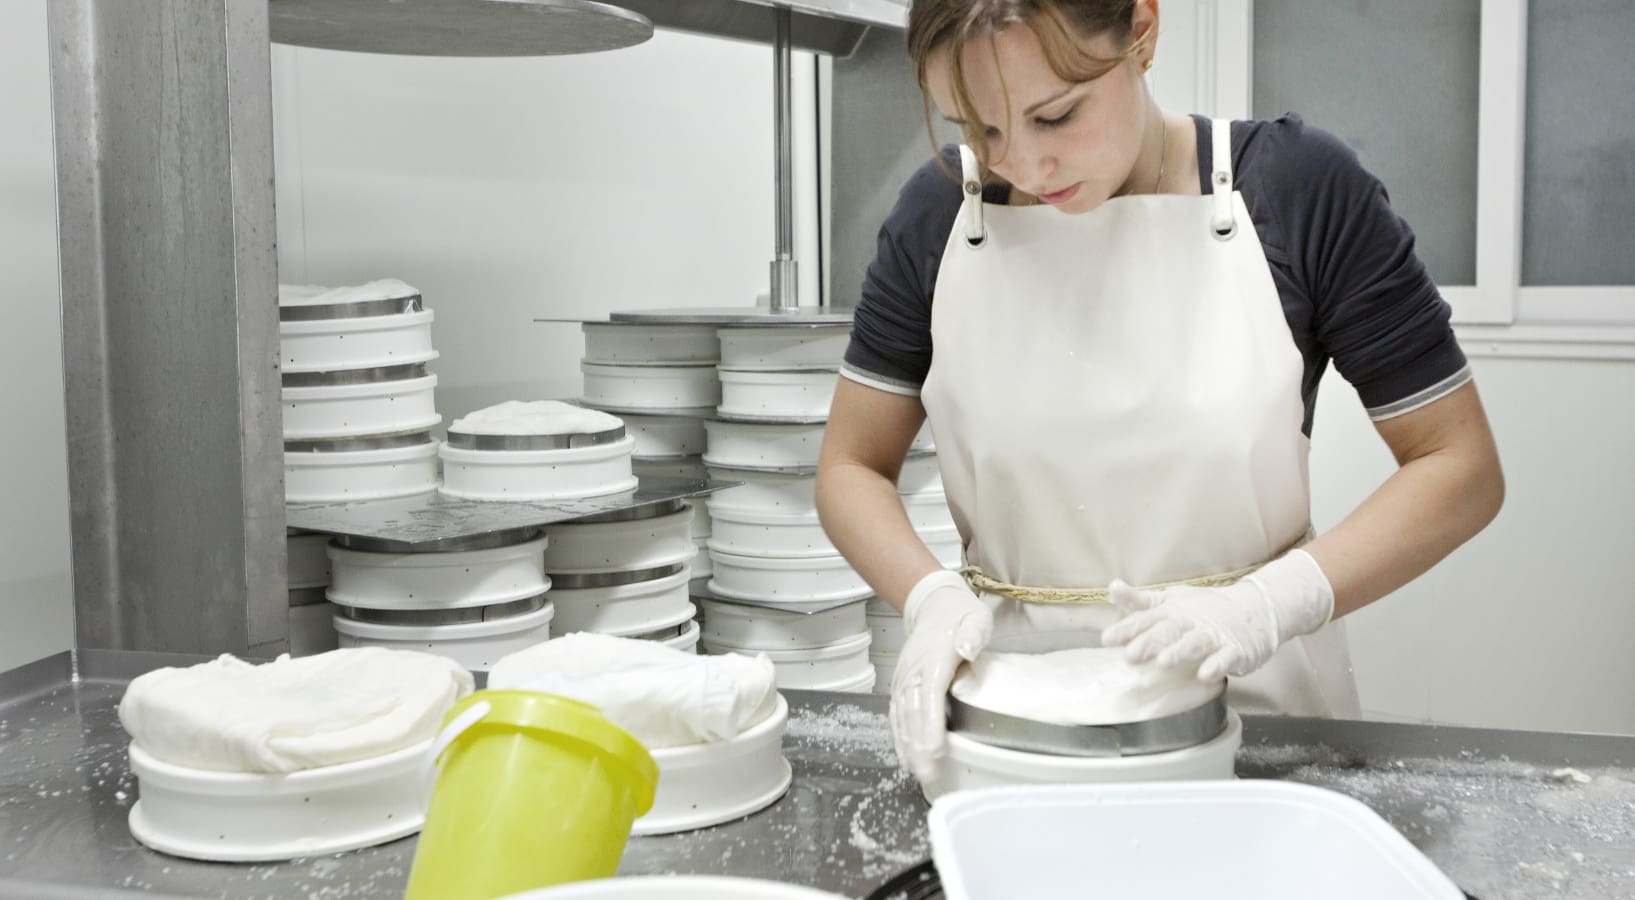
[{"x1": 404, "y1": 690, "x2": 658, "y2": 900}]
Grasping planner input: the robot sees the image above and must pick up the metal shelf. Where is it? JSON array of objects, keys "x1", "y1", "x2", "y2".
[
  {"x1": 270, "y1": 0, "x2": 907, "y2": 58},
  {"x1": 285, "y1": 474, "x2": 729, "y2": 551}
]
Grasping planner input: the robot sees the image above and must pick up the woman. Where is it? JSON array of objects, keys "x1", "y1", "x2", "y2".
[{"x1": 814, "y1": 0, "x2": 1504, "y2": 783}]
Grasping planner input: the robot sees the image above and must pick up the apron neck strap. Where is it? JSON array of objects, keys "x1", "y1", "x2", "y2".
[
  {"x1": 957, "y1": 145, "x2": 987, "y2": 247},
  {"x1": 1209, "y1": 119, "x2": 1238, "y2": 240}
]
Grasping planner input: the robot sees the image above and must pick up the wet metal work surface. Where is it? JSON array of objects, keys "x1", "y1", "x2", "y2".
[{"x1": 2, "y1": 651, "x2": 1634, "y2": 899}]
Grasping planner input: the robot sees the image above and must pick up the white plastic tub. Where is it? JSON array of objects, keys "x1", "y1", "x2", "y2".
[
  {"x1": 688, "y1": 498, "x2": 711, "y2": 539},
  {"x1": 549, "y1": 567, "x2": 694, "y2": 635},
  {"x1": 928, "y1": 780, "x2": 1464, "y2": 900},
  {"x1": 707, "y1": 551, "x2": 870, "y2": 603},
  {"x1": 656, "y1": 618, "x2": 701, "y2": 654},
  {"x1": 333, "y1": 602, "x2": 554, "y2": 672},
  {"x1": 582, "y1": 322, "x2": 720, "y2": 365},
  {"x1": 896, "y1": 454, "x2": 944, "y2": 494},
  {"x1": 870, "y1": 651, "x2": 897, "y2": 695},
  {"x1": 440, "y1": 436, "x2": 637, "y2": 501},
  {"x1": 501, "y1": 875, "x2": 848, "y2": 899},
  {"x1": 326, "y1": 537, "x2": 549, "y2": 611},
  {"x1": 631, "y1": 694, "x2": 792, "y2": 835},
  {"x1": 706, "y1": 508, "x2": 838, "y2": 558},
  {"x1": 703, "y1": 632, "x2": 872, "y2": 690},
  {"x1": 284, "y1": 440, "x2": 440, "y2": 503},
  {"x1": 581, "y1": 362, "x2": 720, "y2": 411},
  {"x1": 280, "y1": 309, "x2": 437, "y2": 374},
  {"x1": 286, "y1": 532, "x2": 332, "y2": 589},
  {"x1": 542, "y1": 507, "x2": 696, "y2": 574},
  {"x1": 705, "y1": 468, "x2": 818, "y2": 516},
  {"x1": 866, "y1": 605, "x2": 905, "y2": 656},
  {"x1": 717, "y1": 325, "x2": 851, "y2": 370},
  {"x1": 691, "y1": 539, "x2": 713, "y2": 577},
  {"x1": 621, "y1": 412, "x2": 711, "y2": 458},
  {"x1": 698, "y1": 598, "x2": 866, "y2": 650},
  {"x1": 702, "y1": 421, "x2": 826, "y2": 470},
  {"x1": 632, "y1": 455, "x2": 708, "y2": 482},
  {"x1": 919, "y1": 525, "x2": 963, "y2": 569},
  {"x1": 126, "y1": 739, "x2": 428, "y2": 862},
  {"x1": 716, "y1": 369, "x2": 838, "y2": 420},
  {"x1": 925, "y1": 711, "x2": 1244, "y2": 802},
  {"x1": 281, "y1": 374, "x2": 440, "y2": 440},
  {"x1": 902, "y1": 490, "x2": 956, "y2": 532}
]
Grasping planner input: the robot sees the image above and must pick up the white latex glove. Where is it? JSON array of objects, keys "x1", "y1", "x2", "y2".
[
  {"x1": 889, "y1": 569, "x2": 993, "y2": 782},
  {"x1": 1101, "y1": 549, "x2": 1334, "y2": 682}
]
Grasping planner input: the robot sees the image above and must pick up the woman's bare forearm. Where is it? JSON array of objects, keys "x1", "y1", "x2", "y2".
[{"x1": 816, "y1": 459, "x2": 946, "y2": 612}]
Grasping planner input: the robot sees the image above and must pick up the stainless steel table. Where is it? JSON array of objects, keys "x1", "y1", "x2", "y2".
[{"x1": 2, "y1": 650, "x2": 1632, "y2": 899}]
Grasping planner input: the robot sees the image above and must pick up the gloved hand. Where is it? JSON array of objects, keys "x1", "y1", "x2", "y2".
[
  {"x1": 1101, "y1": 549, "x2": 1334, "y2": 682},
  {"x1": 890, "y1": 569, "x2": 993, "y2": 782}
]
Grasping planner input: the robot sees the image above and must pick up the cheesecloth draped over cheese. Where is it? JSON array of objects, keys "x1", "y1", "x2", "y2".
[
  {"x1": 487, "y1": 632, "x2": 778, "y2": 748},
  {"x1": 118, "y1": 648, "x2": 474, "y2": 773}
]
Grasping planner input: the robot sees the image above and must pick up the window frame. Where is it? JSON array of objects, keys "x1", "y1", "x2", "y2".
[{"x1": 1212, "y1": 0, "x2": 1635, "y2": 359}]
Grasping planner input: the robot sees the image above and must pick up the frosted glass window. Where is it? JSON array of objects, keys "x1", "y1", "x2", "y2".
[
  {"x1": 1252, "y1": 0, "x2": 1480, "y2": 286},
  {"x1": 1522, "y1": 1, "x2": 1635, "y2": 286}
]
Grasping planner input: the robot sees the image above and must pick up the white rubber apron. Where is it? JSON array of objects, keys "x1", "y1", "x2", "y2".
[{"x1": 919, "y1": 119, "x2": 1359, "y2": 718}]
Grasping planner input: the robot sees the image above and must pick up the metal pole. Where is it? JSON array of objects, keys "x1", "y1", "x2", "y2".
[{"x1": 769, "y1": 5, "x2": 798, "y2": 311}]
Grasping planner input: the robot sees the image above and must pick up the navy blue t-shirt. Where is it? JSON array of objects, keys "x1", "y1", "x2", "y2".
[{"x1": 841, "y1": 114, "x2": 1471, "y2": 434}]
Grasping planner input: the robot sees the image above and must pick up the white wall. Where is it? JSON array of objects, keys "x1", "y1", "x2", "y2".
[
  {"x1": 1312, "y1": 357, "x2": 1635, "y2": 734},
  {"x1": 271, "y1": 32, "x2": 802, "y2": 421},
  {"x1": 0, "y1": 0, "x2": 75, "y2": 671}
]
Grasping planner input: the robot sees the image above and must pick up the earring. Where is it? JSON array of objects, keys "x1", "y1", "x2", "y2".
[{"x1": 1142, "y1": 59, "x2": 1153, "y2": 71}]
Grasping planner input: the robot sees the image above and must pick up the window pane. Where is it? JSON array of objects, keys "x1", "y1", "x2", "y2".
[
  {"x1": 1252, "y1": 0, "x2": 1480, "y2": 286},
  {"x1": 1523, "y1": 0, "x2": 1635, "y2": 286}
]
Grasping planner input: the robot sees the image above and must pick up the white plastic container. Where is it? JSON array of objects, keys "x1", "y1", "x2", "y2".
[
  {"x1": 688, "y1": 499, "x2": 711, "y2": 539},
  {"x1": 698, "y1": 598, "x2": 866, "y2": 650},
  {"x1": 549, "y1": 567, "x2": 694, "y2": 636},
  {"x1": 928, "y1": 780, "x2": 1464, "y2": 900},
  {"x1": 869, "y1": 652, "x2": 896, "y2": 695},
  {"x1": 284, "y1": 440, "x2": 440, "y2": 503},
  {"x1": 703, "y1": 632, "x2": 872, "y2": 690},
  {"x1": 333, "y1": 602, "x2": 554, "y2": 672},
  {"x1": 439, "y1": 436, "x2": 638, "y2": 501},
  {"x1": 897, "y1": 454, "x2": 944, "y2": 494},
  {"x1": 501, "y1": 875, "x2": 849, "y2": 899},
  {"x1": 866, "y1": 605, "x2": 905, "y2": 656},
  {"x1": 716, "y1": 369, "x2": 838, "y2": 420},
  {"x1": 707, "y1": 551, "x2": 870, "y2": 603},
  {"x1": 126, "y1": 739, "x2": 428, "y2": 862},
  {"x1": 280, "y1": 309, "x2": 437, "y2": 374},
  {"x1": 703, "y1": 421, "x2": 827, "y2": 470},
  {"x1": 631, "y1": 694, "x2": 792, "y2": 836},
  {"x1": 706, "y1": 468, "x2": 818, "y2": 516},
  {"x1": 691, "y1": 539, "x2": 713, "y2": 578},
  {"x1": 902, "y1": 490, "x2": 956, "y2": 532},
  {"x1": 926, "y1": 711, "x2": 1244, "y2": 801},
  {"x1": 621, "y1": 412, "x2": 711, "y2": 458},
  {"x1": 281, "y1": 374, "x2": 440, "y2": 440},
  {"x1": 581, "y1": 322, "x2": 720, "y2": 365},
  {"x1": 286, "y1": 532, "x2": 332, "y2": 589},
  {"x1": 717, "y1": 325, "x2": 851, "y2": 370},
  {"x1": 706, "y1": 508, "x2": 837, "y2": 558},
  {"x1": 542, "y1": 507, "x2": 696, "y2": 573},
  {"x1": 657, "y1": 619, "x2": 702, "y2": 654},
  {"x1": 581, "y1": 362, "x2": 720, "y2": 411},
  {"x1": 326, "y1": 537, "x2": 549, "y2": 611}
]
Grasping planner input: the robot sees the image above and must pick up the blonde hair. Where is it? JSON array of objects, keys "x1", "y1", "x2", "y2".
[{"x1": 907, "y1": 0, "x2": 1149, "y2": 176}]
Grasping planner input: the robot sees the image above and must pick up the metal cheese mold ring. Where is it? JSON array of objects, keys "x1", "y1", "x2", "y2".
[
  {"x1": 281, "y1": 362, "x2": 430, "y2": 388},
  {"x1": 333, "y1": 593, "x2": 548, "y2": 627},
  {"x1": 622, "y1": 619, "x2": 693, "y2": 641},
  {"x1": 279, "y1": 294, "x2": 424, "y2": 322},
  {"x1": 946, "y1": 692, "x2": 1229, "y2": 758},
  {"x1": 443, "y1": 425, "x2": 626, "y2": 452},
  {"x1": 283, "y1": 429, "x2": 438, "y2": 453},
  {"x1": 548, "y1": 562, "x2": 688, "y2": 590},
  {"x1": 330, "y1": 525, "x2": 543, "y2": 554}
]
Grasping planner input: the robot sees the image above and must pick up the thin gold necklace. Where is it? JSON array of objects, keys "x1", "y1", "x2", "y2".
[{"x1": 1151, "y1": 113, "x2": 1167, "y2": 194}]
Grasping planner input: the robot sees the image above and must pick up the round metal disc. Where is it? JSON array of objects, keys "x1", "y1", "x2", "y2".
[{"x1": 271, "y1": 0, "x2": 653, "y2": 57}]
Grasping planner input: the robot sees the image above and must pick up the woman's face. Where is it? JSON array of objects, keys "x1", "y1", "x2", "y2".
[{"x1": 926, "y1": 20, "x2": 1151, "y2": 214}]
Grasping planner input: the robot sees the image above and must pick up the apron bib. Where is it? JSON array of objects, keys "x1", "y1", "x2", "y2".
[{"x1": 919, "y1": 119, "x2": 1359, "y2": 718}]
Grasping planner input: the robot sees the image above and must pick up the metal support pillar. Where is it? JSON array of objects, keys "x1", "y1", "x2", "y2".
[
  {"x1": 47, "y1": 0, "x2": 287, "y2": 656},
  {"x1": 769, "y1": 6, "x2": 799, "y2": 311}
]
